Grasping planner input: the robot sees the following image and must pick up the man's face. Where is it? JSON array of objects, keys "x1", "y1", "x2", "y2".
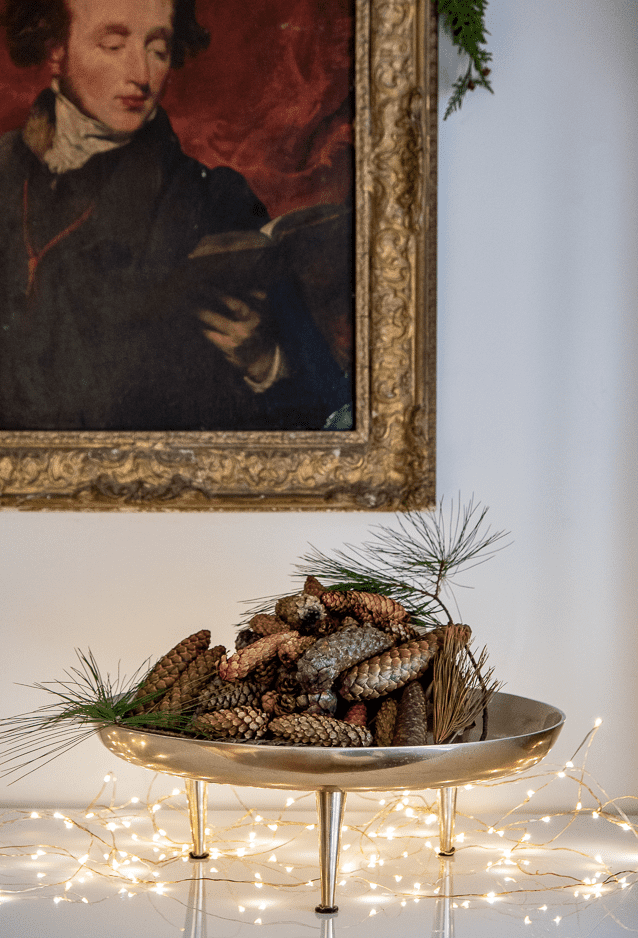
[{"x1": 51, "y1": 0, "x2": 174, "y2": 133}]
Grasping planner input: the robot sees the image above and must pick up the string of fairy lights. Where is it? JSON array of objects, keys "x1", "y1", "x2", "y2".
[{"x1": 0, "y1": 719, "x2": 636, "y2": 928}]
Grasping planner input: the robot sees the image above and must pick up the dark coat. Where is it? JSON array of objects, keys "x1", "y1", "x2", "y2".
[{"x1": 0, "y1": 91, "x2": 349, "y2": 431}]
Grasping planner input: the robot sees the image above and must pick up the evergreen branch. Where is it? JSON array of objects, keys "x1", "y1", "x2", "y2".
[
  {"x1": 296, "y1": 498, "x2": 509, "y2": 626},
  {"x1": 0, "y1": 649, "x2": 197, "y2": 782},
  {"x1": 435, "y1": 0, "x2": 494, "y2": 119}
]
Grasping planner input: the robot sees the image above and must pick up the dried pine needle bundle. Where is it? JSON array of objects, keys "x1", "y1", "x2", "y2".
[{"x1": 431, "y1": 629, "x2": 502, "y2": 744}]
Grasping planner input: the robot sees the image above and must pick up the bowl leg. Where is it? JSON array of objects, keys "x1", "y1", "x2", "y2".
[
  {"x1": 184, "y1": 859, "x2": 207, "y2": 937},
  {"x1": 438, "y1": 786, "x2": 457, "y2": 857},
  {"x1": 186, "y1": 778, "x2": 210, "y2": 859},
  {"x1": 315, "y1": 789, "x2": 346, "y2": 913},
  {"x1": 432, "y1": 856, "x2": 455, "y2": 937}
]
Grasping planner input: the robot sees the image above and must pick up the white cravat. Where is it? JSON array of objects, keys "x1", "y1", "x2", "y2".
[{"x1": 43, "y1": 81, "x2": 137, "y2": 174}]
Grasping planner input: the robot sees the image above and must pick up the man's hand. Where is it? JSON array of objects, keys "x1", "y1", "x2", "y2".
[{"x1": 198, "y1": 289, "x2": 277, "y2": 384}]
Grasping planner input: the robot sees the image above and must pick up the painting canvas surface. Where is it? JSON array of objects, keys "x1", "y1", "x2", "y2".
[{"x1": 0, "y1": 0, "x2": 354, "y2": 432}]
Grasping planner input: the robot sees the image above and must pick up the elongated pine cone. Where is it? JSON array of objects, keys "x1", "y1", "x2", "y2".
[
  {"x1": 380, "y1": 619, "x2": 421, "y2": 644},
  {"x1": 193, "y1": 707, "x2": 269, "y2": 740},
  {"x1": 275, "y1": 593, "x2": 326, "y2": 632},
  {"x1": 277, "y1": 633, "x2": 316, "y2": 666},
  {"x1": 373, "y1": 697, "x2": 398, "y2": 746},
  {"x1": 133, "y1": 630, "x2": 211, "y2": 710},
  {"x1": 198, "y1": 675, "x2": 263, "y2": 713},
  {"x1": 392, "y1": 681, "x2": 428, "y2": 746},
  {"x1": 270, "y1": 713, "x2": 373, "y2": 747},
  {"x1": 296, "y1": 623, "x2": 394, "y2": 692},
  {"x1": 248, "y1": 614, "x2": 290, "y2": 636},
  {"x1": 339, "y1": 638, "x2": 438, "y2": 701},
  {"x1": 321, "y1": 590, "x2": 409, "y2": 623},
  {"x1": 219, "y1": 631, "x2": 299, "y2": 682},
  {"x1": 159, "y1": 646, "x2": 225, "y2": 712}
]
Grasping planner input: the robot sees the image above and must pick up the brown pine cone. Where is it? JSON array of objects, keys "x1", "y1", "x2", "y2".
[
  {"x1": 251, "y1": 657, "x2": 280, "y2": 690},
  {"x1": 158, "y1": 646, "x2": 225, "y2": 712},
  {"x1": 248, "y1": 614, "x2": 290, "y2": 636},
  {"x1": 339, "y1": 638, "x2": 438, "y2": 701},
  {"x1": 278, "y1": 633, "x2": 316, "y2": 667},
  {"x1": 270, "y1": 713, "x2": 373, "y2": 747},
  {"x1": 303, "y1": 576, "x2": 327, "y2": 598},
  {"x1": 321, "y1": 591, "x2": 409, "y2": 623},
  {"x1": 133, "y1": 630, "x2": 211, "y2": 711},
  {"x1": 273, "y1": 692, "x2": 299, "y2": 716},
  {"x1": 275, "y1": 593, "x2": 327, "y2": 632},
  {"x1": 219, "y1": 631, "x2": 299, "y2": 682},
  {"x1": 296, "y1": 623, "x2": 393, "y2": 692},
  {"x1": 235, "y1": 628, "x2": 258, "y2": 650},
  {"x1": 274, "y1": 668, "x2": 304, "y2": 698},
  {"x1": 373, "y1": 697, "x2": 398, "y2": 746},
  {"x1": 343, "y1": 702, "x2": 367, "y2": 726},
  {"x1": 381, "y1": 619, "x2": 421, "y2": 644},
  {"x1": 260, "y1": 690, "x2": 279, "y2": 714},
  {"x1": 392, "y1": 681, "x2": 428, "y2": 746},
  {"x1": 193, "y1": 708, "x2": 269, "y2": 740},
  {"x1": 198, "y1": 675, "x2": 263, "y2": 713}
]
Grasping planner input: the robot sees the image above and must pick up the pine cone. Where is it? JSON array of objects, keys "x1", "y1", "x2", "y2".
[
  {"x1": 198, "y1": 675, "x2": 263, "y2": 713},
  {"x1": 303, "y1": 575, "x2": 327, "y2": 598},
  {"x1": 321, "y1": 591, "x2": 409, "y2": 623},
  {"x1": 193, "y1": 707, "x2": 269, "y2": 740},
  {"x1": 159, "y1": 646, "x2": 225, "y2": 712},
  {"x1": 373, "y1": 697, "x2": 398, "y2": 746},
  {"x1": 278, "y1": 633, "x2": 316, "y2": 667},
  {"x1": 251, "y1": 657, "x2": 280, "y2": 690},
  {"x1": 273, "y1": 692, "x2": 299, "y2": 716},
  {"x1": 219, "y1": 631, "x2": 299, "y2": 682},
  {"x1": 381, "y1": 619, "x2": 421, "y2": 644},
  {"x1": 392, "y1": 681, "x2": 428, "y2": 746},
  {"x1": 235, "y1": 628, "x2": 259, "y2": 650},
  {"x1": 260, "y1": 690, "x2": 279, "y2": 714},
  {"x1": 275, "y1": 593, "x2": 327, "y2": 632},
  {"x1": 249, "y1": 614, "x2": 290, "y2": 637},
  {"x1": 270, "y1": 713, "x2": 373, "y2": 747},
  {"x1": 339, "y1": 638, "x2": 438, "y2": 701},
  {"x1": 306, "y1": 689, "x2": 338, "y2": 716},
  {"x1": 343, "y1": 702, "x2": 367, "y2": 726},
  {"x1": 133, "y1": 630, "x2": 211, "y2": 711},
  {"x1": 296, "y1": 623, "x2": 393, "y2": 692},
  {"x1": 275, "y1": 668, "x2": 304, "y2": 698}
]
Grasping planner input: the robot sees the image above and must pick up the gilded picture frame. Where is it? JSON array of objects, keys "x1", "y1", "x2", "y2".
[{"x1": 0, "y1": 0, "x2": 437, "y2": 511}]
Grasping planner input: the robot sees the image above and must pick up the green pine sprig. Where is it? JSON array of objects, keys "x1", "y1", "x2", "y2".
[
  {"x1": 436, "y1": 0, "x2": 494, "y2": 119},
  {"x1": 296, "y1": 498, "x2": 509, "y2": 628},
  {"x1": 0, "y1": 649, "x2": 194, "y2": 783}
]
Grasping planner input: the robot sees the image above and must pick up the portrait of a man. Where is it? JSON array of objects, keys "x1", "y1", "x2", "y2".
[{"x1": 0, "y1": 0, "x2": 353, "y2": 432}]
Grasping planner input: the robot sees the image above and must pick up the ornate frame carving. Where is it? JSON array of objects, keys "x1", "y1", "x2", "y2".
[{"x1": 0, "y1": 0, "x2": 437, "y2": 511}]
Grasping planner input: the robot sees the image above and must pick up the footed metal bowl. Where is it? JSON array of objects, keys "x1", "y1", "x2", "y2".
[{"x1": 99, "y1": 691, "x2": 564, "y2": 913}]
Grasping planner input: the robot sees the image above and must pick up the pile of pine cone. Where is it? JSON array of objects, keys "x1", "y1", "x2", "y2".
[{"x1": 130, "y1": 577, "x2": 471, "y2": 748}]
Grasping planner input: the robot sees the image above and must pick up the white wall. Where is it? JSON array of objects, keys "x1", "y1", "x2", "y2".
[{"x1": 1, "y1": 0, "x2": 636, "y2": 812}]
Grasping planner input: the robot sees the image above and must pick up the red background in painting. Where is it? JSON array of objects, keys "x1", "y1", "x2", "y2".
[{"x1": 0, "y1": 0, "x2": 354, "y2": 218}]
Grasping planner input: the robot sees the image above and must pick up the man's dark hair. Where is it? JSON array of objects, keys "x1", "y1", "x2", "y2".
[{"x1": 2, "y1": 0, "x2": 210, "y2": 68}]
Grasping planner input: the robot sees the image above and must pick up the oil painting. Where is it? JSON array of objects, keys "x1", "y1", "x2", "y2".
[{"x1": 0, "y1": 0, "x2": 436, "y2": 509}]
